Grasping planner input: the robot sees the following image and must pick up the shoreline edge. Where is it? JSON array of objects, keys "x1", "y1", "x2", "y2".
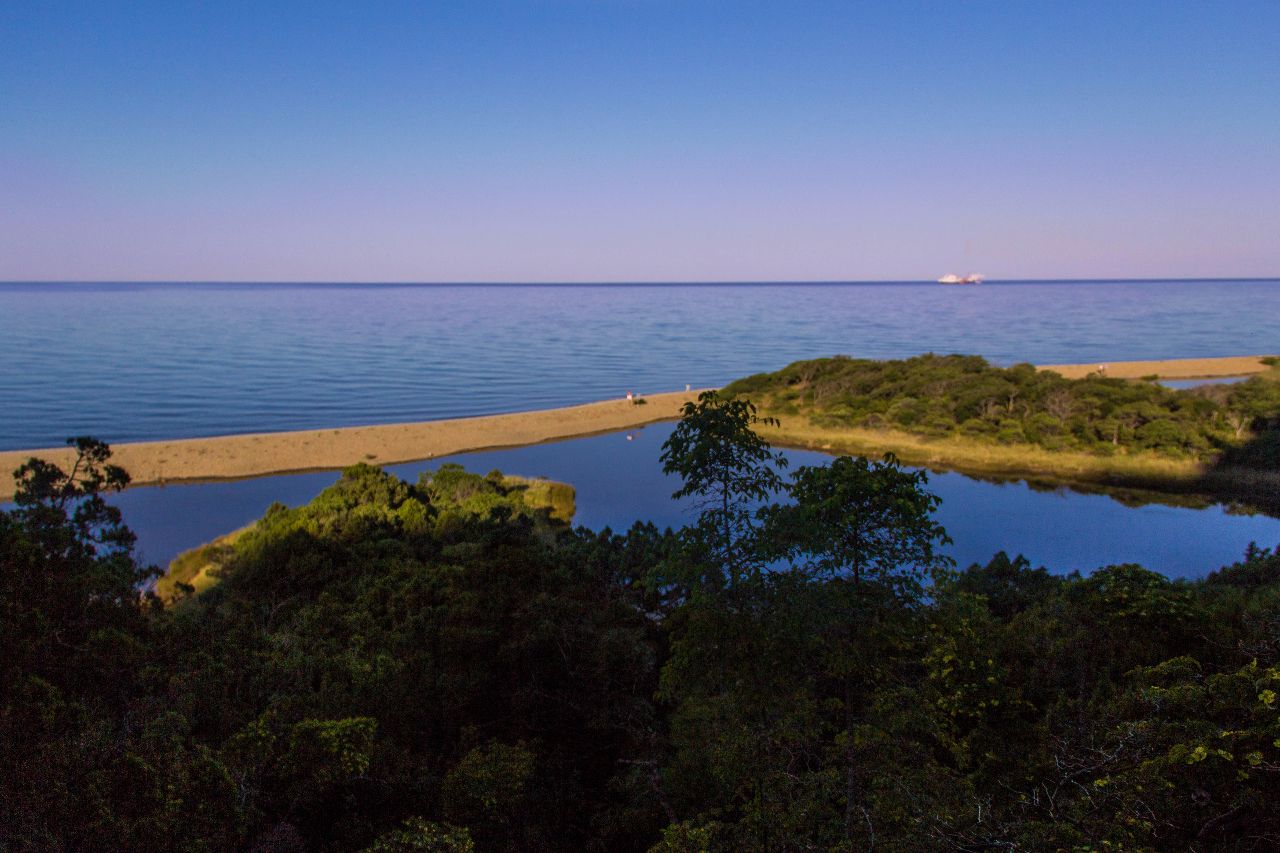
[{"x1": 2, "y1": 355, "x2": 1274, "y2": 502}]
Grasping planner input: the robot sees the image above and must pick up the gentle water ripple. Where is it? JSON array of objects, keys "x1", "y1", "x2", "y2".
[{"x1": 1, "y1": 280, "x2": 1277, "y2": 449}]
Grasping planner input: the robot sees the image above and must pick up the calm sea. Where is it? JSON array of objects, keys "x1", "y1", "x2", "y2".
[{"x1": 2, "y1": 279, "x2": 1277, "y2": 450}]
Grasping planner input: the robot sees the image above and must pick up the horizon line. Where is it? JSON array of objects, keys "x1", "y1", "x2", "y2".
[{"x1": 3, "y1": 276, "x2": 1280, "y2": 287}]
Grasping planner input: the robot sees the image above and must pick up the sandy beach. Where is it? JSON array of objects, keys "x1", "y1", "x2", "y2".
[
  {"x1": 1038, "y1": 354, "x2": 1275, "y2": 380},
  {"x1": 0, "y1": 390, "x2": 702, "y2": 502},
  {"x1": 2, "y1": 354, "x2": 1275, "y2": 502}
]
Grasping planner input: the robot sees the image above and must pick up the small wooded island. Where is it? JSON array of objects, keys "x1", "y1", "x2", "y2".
[
  {"x1": 725, "y1": 354, "x2": 1280, "y2": 512},
  {"x1": 154, "y1": 465, "x2": 576, "y2": 603}
]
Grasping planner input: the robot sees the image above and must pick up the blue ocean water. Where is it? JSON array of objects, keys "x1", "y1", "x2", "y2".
[{"x1": 1, "y1": 279, "x2": 1277, "y2": 450}]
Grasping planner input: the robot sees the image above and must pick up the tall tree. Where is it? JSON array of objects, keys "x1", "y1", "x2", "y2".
[
  {"x1": 2, "y1": 436, "x2": 156, "y2": 704},
  {"x1": 1, "y1": 438, "x2": 177, "y2": 849},
  {"x1": 659, "y1": 391, "x2": 787, "y2": 586},
  {"x1": 764, "y1": 453, "x2": 952, "y2": 594}
]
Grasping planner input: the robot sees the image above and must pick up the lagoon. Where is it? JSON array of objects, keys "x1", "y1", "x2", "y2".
[{"x1": 105, "y1": 421, "x2": 1280, "y2": 580}]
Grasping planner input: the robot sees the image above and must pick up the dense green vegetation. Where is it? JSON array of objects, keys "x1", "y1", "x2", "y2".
[
  {"x1": 4, "y1": 411, "x2": 1280, "y2": 851},
  {"x1": 724, "y1": 354, "x2": 1280, "y2": 465},
  {"x1": 154, "y1": 465, "x2": 575, "y2": 603}
]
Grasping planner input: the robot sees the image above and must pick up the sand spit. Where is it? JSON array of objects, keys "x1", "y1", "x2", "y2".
[
  {"x1": 2, "y1": 355, "x2": 1275, "y2": 502},
  {"x1": 1039, "y1": 354, "x2": 1276, "y2": 380},
  {"x1": 0, "y1": 390, "x2": 702, "y2": 502}
]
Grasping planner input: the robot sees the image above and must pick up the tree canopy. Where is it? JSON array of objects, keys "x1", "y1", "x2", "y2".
[{"x1": 3, "y1": 420, "x2": 1279, "y2": 851}]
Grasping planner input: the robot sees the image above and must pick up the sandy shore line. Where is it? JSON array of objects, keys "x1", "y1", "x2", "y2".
[
  {"x1": 2, "y1": 354, "x2": 1274, "y2": 502},
  {"x1": 1038, "y1": 354, "x2": 1275, "y2": 380},
  {"x1": 0, "y1": 390, "x2": 702, "y2": 502}
]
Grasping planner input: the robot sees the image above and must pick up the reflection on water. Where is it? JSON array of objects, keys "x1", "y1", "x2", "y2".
[
  {"x1": 102, "y1": 422, "x2": 1280, "y2": 580},
  {"x1": 1159, "y1": 376, "x2": 1248, "y2": 390}
]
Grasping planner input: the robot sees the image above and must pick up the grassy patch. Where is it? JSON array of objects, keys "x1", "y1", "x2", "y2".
[
  {"x1": 502, "y1": 475, "x2": 577, "y2": 524},
  {"x1": 754, "y1": 417, "x2": 1280, "y2": 513},
  {"x1": 755, "y1": 420, "x2": 1198, "y2": 481},
  {"x1": 155, "y1": 524, "x2": 252, "y2": 604}
]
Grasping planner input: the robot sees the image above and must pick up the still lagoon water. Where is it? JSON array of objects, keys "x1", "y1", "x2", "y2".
[
  {"x1": 4, "y1": 281, "x2": 1279, "y2": 577},
  {"x1": 106, "y1": 422, "x2": 1280, "y2": 579}
]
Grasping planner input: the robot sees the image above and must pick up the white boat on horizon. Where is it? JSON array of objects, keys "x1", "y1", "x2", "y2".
[{"x1": 938, "y1": 273, "x2": 984, "y2": 284}]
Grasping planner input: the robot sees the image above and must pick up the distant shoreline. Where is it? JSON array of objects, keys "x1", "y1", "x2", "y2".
[
  {"x1": 1037, "y1": 354, "x2": 1275, "y2": 380},
  {"x1": 1, "y1": 355, "x2": 1274, "y2": 503}
]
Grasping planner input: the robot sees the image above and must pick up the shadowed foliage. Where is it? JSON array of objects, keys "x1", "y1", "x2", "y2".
[{"x1": 3, "y1": 421, "x2": 1279, "y2": 851}]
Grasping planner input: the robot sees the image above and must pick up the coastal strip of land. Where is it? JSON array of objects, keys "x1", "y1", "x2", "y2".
[
  {"x1": 752, "y1": 420, "x2": 1278, "y2": 511},
  {"x1": 1038, "y1": 354, "x2": 1275, "y2": 380},
  {"x1": 2, "y1": 355, "x2": 1275, "y2": 504},
  {"x1": 745, "y1": 353, "x2": 1280, "y2": 512},
  {"x1": 0, "y1": 390, "x2": 703, "y2": 502}
]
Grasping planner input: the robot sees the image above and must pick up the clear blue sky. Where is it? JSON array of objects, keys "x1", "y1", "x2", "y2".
[{"x1": 2, "y1": 1, "x2": 1277, "y2": 281}]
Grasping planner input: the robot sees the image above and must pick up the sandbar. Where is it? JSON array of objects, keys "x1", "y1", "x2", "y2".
[
  {"x1": 0, "y1": 390, "x2": 702, "y2": 502},
  {"x1": 2, "y1": 354, "x2": 1275, "y2": 503},
  {"x1": 1038, "y1": 354, "x2": 1275, "y2": 380}
]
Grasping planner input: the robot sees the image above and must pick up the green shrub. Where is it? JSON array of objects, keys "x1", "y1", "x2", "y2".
[{"x1": 722, "y1": 354, "x2": 1280, "y2": 465}]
